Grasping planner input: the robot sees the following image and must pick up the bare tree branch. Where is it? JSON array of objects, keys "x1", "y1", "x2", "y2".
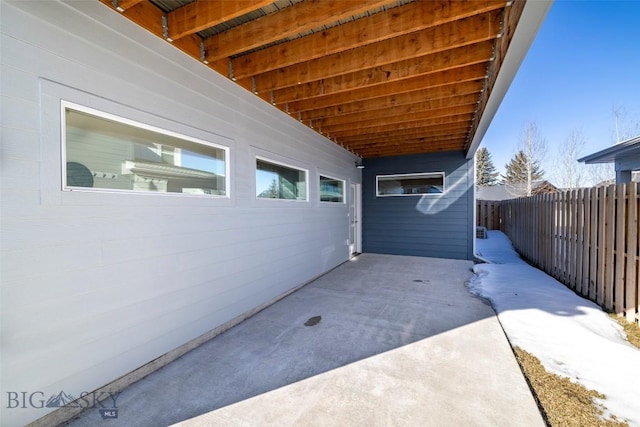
[{"x1": 519, "y1": 121, "x2": 547, "y2": 196}]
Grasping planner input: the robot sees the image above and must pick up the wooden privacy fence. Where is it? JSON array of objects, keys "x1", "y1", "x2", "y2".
[
  {"x1": 478, "y1": 183, "x2": 640, "y2": 324},
  {"x1": 477, "y1": 200, "x2": 502, "y2": 230}
]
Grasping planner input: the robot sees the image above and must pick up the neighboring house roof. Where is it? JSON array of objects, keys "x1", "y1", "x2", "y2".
[
  {"x1": 578, "y1": 135, "x2": 640, "y2": 164},
  {"x1": 477, "y1": 180, "x2": 559, "y2": 201},
  {"x1": 578, "y1": 135, "x2": 640, "y2": 184}
]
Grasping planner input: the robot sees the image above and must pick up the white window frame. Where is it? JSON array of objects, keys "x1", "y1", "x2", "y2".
[
  {"x1": 376, "y1": 172, "x2": 445, "y2": 197},
  {"x1": 61, "y1": 101, "x2": 230, "y2": 198},
  {"x1": 319, "y1": 174, "x2": 346, "y2": 204},
  {"x1": 255, "y1": 156, "x2": 309, "y2": 202}
]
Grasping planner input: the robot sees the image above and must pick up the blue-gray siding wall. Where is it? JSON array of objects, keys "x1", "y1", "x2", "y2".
[
  {"x1": 362, "y1": 152, "x2": 474, "y2": 260},
  {"x1": 0, "y1": 2, "x2": 359, "y2": 425}
]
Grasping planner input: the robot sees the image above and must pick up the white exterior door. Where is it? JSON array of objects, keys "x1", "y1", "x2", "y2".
[{"x1": 349, "y1": 183, "x2": 362, "y2": 255}]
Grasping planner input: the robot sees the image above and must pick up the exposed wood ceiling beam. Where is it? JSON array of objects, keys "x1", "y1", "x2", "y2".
[
  {"x1": 356, "y1": 141, "x2": 468, "y2": 157},
  {"x1": 321, "y1": 105, "x2": 477, "y2": 134},
  {"x1": 113, "y1": 0, "x2": 144, "y2": 12},
  {"x1": 286, "y1": 72, "x2": 486, "y2": 114},
  {"x1": 204, "y1": 0, "x2": 397, "y2": 62},
  {"x1": 331, "y1": 113, "x2": 475, "y2": 139},
  {"x1": 329, "y1": 123, "x2": 472, "y2": 144},
  {"x1": 346, "y1": 137, "x2": 468, "y2": 152},
  {"x1": 313, "y1": 93, "x2": 479, "y2": 129},
  {"x1": 255, "y1": 40, "x2": 494, "y2": 106},
  {"x1": 231, "y1": 0, "x2": 504, "y2": 79},
  {"x1": 238, "y1": 10, "x2": 502, "y2": 90},
  {"x1": 97, "y1": 0, "x2": 537, "y2": 159},
  {"x1": 167, "y1": 1, "x2": 273, "y2": 41},
  {"x1": 100, "y1": 0, "x2": 202, "y2": 59},
  {"x1": 346, "y1": 133, "x2": 468, "y2": 150},
  {"x1": 301, "y1": 77, "x2": 482, "y2": 120}
]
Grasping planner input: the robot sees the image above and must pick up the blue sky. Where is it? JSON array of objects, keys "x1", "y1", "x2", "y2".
[{"x1": 481, "y1": 0, "x2": 640, "y2": 181}]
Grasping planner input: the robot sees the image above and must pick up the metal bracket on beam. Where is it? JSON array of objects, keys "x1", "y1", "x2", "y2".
[
  {"x1": 285, "y1": 103, "x2": 289, "y2": 114},
  {"x1": 270, "y1": 91, "x2": 276, "y2": 105},
  {"x1": 200, "y1": 42, "x2": 208, "y2": 64},
  {"x1": 162, "y1": 16, "x2": 173, "y2": 42},
  {"x1": 111, "y1": 0, "x2": 124, "y2": 12},
  {"x1": 251, "y1": 77, "x2": 258, "y2": 95},
  {"x1": 298, "y1": 112, "x2": 302, "y2": 122},
  {"x1": 309, "y1": 119, "x2": 313, "y2": 129},
  {"x1": 228, "y1": 60, "x2": 236, "y2": 81}
]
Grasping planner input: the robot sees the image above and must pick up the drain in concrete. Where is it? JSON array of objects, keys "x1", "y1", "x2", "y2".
[
  {"x1": 413, "y1": 279, "x2": 430, "y2": 283},
  {"x1": 304, "y1": 316, "x2": 321, "y2": 327}
]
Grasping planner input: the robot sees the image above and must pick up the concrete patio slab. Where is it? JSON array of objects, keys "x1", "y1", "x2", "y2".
[{"x1": 66, "y1": 254, "x2": 544, "y2": 426}]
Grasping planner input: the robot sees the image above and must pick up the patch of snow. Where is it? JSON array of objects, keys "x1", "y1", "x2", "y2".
[{"x1": 471, "y1": 230, "x2": 640, "y2": 426}]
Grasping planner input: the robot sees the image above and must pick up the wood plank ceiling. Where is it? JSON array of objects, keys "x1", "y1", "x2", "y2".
[{"x1": 100, "y1": 0, "x2": 525, "y2": 158}]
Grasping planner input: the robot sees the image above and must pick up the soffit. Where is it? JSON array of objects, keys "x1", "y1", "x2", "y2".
[{"x1": 100, "y1": 0, "x2": 530, "y2": 158}]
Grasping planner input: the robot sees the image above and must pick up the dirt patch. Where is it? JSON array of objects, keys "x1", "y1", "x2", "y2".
[
  {"x1": 610, "y1": 315, "x2": 640, "y2": 349},
  {"x1": 513, "y1": 347, "x2": 628, "y2": 427}
]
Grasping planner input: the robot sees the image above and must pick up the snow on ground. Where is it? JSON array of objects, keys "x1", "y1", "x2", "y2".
[{"x1": 470, "y1": 231, "x2": 640, "y2": 426}]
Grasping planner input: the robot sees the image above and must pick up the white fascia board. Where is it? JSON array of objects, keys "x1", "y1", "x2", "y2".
[
  {"x1": 578, "y1": 135, "x2": 640, "y2": 164},
  {"x1": 466, "y1": 0, "x2": 553, "y2": 159}
]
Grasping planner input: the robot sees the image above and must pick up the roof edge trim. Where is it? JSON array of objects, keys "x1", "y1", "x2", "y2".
[
  {"x1": 466, "y1": 0, "x2": 553, "y2": 159},
  {"x1": 578, "y1": 135, "x2": 640, "y2": 164}
]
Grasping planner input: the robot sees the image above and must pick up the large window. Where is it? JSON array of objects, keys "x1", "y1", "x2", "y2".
[
  {"x1": 319, "y1": 175, "x2": 345, "y2": 203},
  {"x1": 256, "y1": 158, "x2": 307, "y2": 200},
  {"x1": 376, "y1": 172, "x2": 445, "y2": 196},
  {"x1": 63, "y1": 103, "x2": 228, "y2": 196}
]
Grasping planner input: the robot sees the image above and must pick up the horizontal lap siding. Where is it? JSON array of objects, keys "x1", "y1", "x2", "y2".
[
  {"x1": 0, "y1": 2, "x2": 358, "y2": 426},
  {"x1": 362, "y1": 152, "x2": 473, "y2": 260}
]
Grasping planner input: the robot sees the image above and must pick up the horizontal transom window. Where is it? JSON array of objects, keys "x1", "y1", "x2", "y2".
[
  {"x1": 376, "y1": 172, "x2": 445, "y2": 196},
  {"x1": 63, "y1": 102, "x2": 228, "y2": 196},
  {"x1": 256, "y1": 158, "x2": 307, "y2": 201}
]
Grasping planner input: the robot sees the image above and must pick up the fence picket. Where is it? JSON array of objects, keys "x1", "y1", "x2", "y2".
[
  {"x1": 625, "y1": 183, "x2": 638, "y2": 322},
  {"x1": 589, "y1": 187, "x2": 598, "y2": 299},
  {"x1": 559, "y1": 191, "x2": 567, "y2": 282},
  {"x1": 604, "y1": 185, "x2": 615, "y2": 309},
  {"x1": 567, "y1": 190, "x2": 578, "y2": 289},
  {"x1": 596, "y1": 186, "x2": 606, "y2": 306},
  {"x1": 577, "y1": 189, "x2": 585, "y2": 294},
  {"x1": 615, "y1": 184, "x2": 626, "y2": 316}
]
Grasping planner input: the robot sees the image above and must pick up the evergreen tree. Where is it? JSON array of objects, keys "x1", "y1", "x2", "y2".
[
  {"x1": 502, "y1": 150, "x2": 544, "y2": 185},
  {"x1": 259, "y1": 178, "x2": 280, "y2": 198},
  {"x1": 475, "y1": 147, "x2": 500, "y2": 186}
]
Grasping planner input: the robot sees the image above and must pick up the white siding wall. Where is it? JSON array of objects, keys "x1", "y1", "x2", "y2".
[{"x1": 0, "y1": 2, "x2": 360, "y2": 425}]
